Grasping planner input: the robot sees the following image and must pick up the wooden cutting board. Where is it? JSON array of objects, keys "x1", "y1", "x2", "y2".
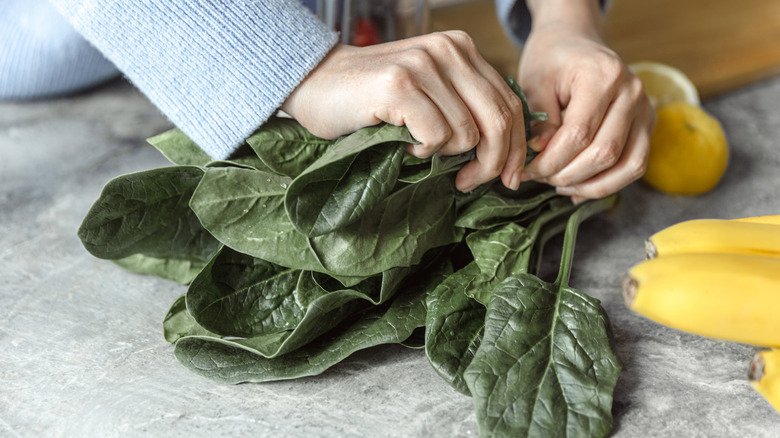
[{"x1": 432, "y1": 0, "x2": 780, "y2": 99}]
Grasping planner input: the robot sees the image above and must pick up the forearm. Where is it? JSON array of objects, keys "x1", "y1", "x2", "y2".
[{"x1": 49, "y1": 0, "x2": 338, "y2": 160}]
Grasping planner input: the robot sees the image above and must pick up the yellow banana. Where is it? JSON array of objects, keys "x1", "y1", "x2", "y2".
[
  {"x1": 749, "y1": 349, "x2": 780, "y2": 413},
  {"x1": 644, "y1": 218, "x2": 780, "y2": 259},
  {"x1": 734, "y1": 214, "x2": 780, "y2": 226},
  {"x1": 623, "y1": 253, "x2": 780, "y2": 347}
]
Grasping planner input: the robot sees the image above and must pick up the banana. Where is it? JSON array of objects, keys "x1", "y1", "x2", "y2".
[
  {"x1": 623, "y1": 253, "x2": 780, "y2": 347},
  {"x1": 734, "y1": 214, "x2": 780, "y2": 226},
  {"x1": 644, "y1": 218, "x2": 780, "y2": 259},
  {"x1": 749, "y1": 349, "x2": 780, "y2": 413}
]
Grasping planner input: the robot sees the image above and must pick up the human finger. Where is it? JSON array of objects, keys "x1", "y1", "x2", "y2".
[
  {"x1": 523, "y1": 86, "x2": 563, "y2": 153},
  {"x1": 522, "y1": 80, "x2": 615, "y2": 181},
  {"x1": 446, "y1": 31, "x2": 528, "y2": 189},
  {"x1": 432, "y1": 31, "x2": 525, "y2": 191},
  {"x1": 375, "y1": 83, "x2": 453, "y2": 159},
  {"x1": 555, "y1": 104, "x2": 653, "y2": 200},
  {"x1": 544, "y1": 85, "x2": 646, "y2": 187}
]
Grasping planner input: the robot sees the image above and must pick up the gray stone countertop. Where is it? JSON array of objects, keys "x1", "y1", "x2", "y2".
[{"x1": 2, "y1": 77, "x2": 780, "y2": 438}]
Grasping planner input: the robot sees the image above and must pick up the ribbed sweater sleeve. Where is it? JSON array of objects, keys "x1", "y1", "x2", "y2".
[{"x1": 49, "y1": 0, "x2": 339, "y2": 160}]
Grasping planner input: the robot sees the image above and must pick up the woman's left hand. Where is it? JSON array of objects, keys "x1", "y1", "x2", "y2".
[{"x1": 518, "y1": 15, "x2": 655, "y2": 203}]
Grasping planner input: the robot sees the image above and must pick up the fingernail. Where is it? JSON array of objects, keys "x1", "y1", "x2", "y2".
[
  {"x1": 509, "y1": 172, "x2": 521, "y2": 191},
  {"x1": 527, "y1": 137, "x2": 542, "y2": 151},
  {"x1": 556, "y1": 186, "x2": 577, "y2": 196},
  {"x1": 459, "y1": 182, "x2": 478, "y2": 193}
]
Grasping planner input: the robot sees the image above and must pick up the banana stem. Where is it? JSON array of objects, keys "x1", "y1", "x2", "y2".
[
  {"x1": 749, "y1": 352, "x2": 766, "y2": 382},
  {"x1": 644, "y1": 240, "x2": 658, "y2": 259},
  {"x1": 622, "y1": 275, "x2": 638, "y2": 307}
]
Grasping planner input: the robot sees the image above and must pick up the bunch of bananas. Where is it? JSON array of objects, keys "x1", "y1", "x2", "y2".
[{"x1": 623, "y1": 215, "x2": 780, "y2": 413}]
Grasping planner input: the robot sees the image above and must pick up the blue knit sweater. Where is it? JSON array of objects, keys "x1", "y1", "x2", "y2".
[{"x1": 0, "y1": 0, "x2": 543, "y2": 160}]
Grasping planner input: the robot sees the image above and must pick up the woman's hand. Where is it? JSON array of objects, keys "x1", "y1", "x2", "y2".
[
  {"x1": 520, "y1": 0, "x2": 655, "y2": 203},
  {"x1": 281, "y1": 31, "x2": 527, "y2": 192}
]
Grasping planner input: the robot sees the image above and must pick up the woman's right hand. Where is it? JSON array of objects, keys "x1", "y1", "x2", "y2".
[{"x1": 281, "y1": 32, "x2": 527, "y2": 193}]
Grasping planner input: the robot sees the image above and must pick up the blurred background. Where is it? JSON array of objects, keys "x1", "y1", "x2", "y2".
[{"x1": 430, "y1": 0, "x2": 780, "y2": 99}]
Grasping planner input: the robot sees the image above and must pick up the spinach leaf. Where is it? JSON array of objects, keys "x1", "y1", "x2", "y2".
[
  {"x1": 185, "y1": 247, "x2": 306, "y2": 337},
  {"x1": 171, "y1": 255, "x2": 447, "y2": 384},
  {"x1": 191, "y1": 167, "x2": 459, "y2": 277},
  {"x1": 505, "y1": 76, "x2": 548, "y2": 136},
  {"x1": 284, "y1": 124, "x2": 413, "y2": 237},
  {"x1": 425, "y1": 261, "x2": 485, "y2": 396},
  {"x1": 425, "y1": 197, "x2": 580, "y2": 395},
  {"x1": 398, "y1": 149, "x2": 475, "y2": 184},
  {"x1": 306, "y1": 174, "x2": 460, "y2": 276},
  {"x1": 112, "y1": 253, "x2": 207, "y2": 285},
  {"x1": 146, "y1": 128, "x2": 212, "y2": 166},
  {"x1": 205, "y1": 146, "x2": 279, "y2": 173},
  {"x1": 188, "y1": 166, "x2": 322, "y2": 270},
  {"x1": 78, "y1": 166, "x2": 219, "y2": 263},
  {"x1": 244, "y1": 116, "x2": 334, "y2": 177},
  {"x1": 185, "y1": 246, "x2": 413, "y2": 338},
  {"x1": 455, "y1": 182, "x2": 558, "y2": 230},
  {"x1": 463, "y1": 196, "x2": 622, "y2": 438},
  {"x1": 163, "y1": 295, "x2": 217, "y2": 343}
]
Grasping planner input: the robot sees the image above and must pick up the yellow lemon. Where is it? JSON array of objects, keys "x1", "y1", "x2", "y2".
[
  {"x1": 643, "y1": 102, "x2": 728, "y2": 195},
  {"x1": 630, "y1": 61, "x2": 700, "y2": 108}
]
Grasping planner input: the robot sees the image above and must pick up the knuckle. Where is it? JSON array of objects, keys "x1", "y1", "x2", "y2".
[
  {"x1": 405, "y1": 48, "x2": 436, "y2": 71},
  {"x1": 411, "y1": 142, "x2": 437, "y2": 158},
  {"x1": 492, "y1": 105, "x2": 513, "y2": 133},
  {"x1": 443, "y1": 30, "x2": 473, "y2": 47},
  {"x1": 567, "y1": 124, "x2": 593, "y2": 149},
  {"x1": 381, "y1": 64, "x2": 415, "y2": 90},
  {"x1": 594, "y1": 139, "x2": 623, "y2": 168},
  {"x1": 628, "y1": 75, "x2": 645, "y2": 99},
  {"x1": 627, "y1": 155, "x2": 649, "y2": 180},
  {"x1": 423, "y1": 32, "x2": 457, "y2": 53},
  {"x1": 483, "y1": 160, "x2": 504, "y2": 179},
  {"x1": 453, "y1": 118, "x2": 480, "y2": 149},
  {"x1": 418, "y1": 126, "x2": 452, "y2": 156},
  {"x1": 550, "y1": 174, "x2": 572, "y2": 187}
]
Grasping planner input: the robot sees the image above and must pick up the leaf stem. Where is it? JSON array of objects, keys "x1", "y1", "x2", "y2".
[{"x1": 554, "y1": 195, "x2": 618, "y2": 288}]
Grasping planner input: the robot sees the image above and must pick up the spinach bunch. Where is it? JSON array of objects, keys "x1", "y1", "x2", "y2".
[{"x1": 78, "y1": 80, "x2": 621, "y2": 438}]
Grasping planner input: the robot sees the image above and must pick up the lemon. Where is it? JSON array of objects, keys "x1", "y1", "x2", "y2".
[
  {"x1": 630, "y1": 61, "x2": 700, "y2": 108},
  {"x1": 643, "y1": 102, "x2": 728, "y2": 195}
]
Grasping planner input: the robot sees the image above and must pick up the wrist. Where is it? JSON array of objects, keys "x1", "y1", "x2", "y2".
[
  {"x1": 526, "y1": 0, "x2": 604, "y2": 40},
  {"x1": 281, "y1": 44, "x2": 347, "y2": 119}
]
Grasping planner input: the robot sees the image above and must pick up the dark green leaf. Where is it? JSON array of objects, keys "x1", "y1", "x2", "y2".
[
  {"x1": 206, "y1": 143, "x2": 279, "y2": 172},
  {"x1": 397, "y1": 149, "x2": 474, "y2": 184},
  {"x1": 455, "y1": 183, "x2": 558, "y2": 230},
  {"x1": 112, "y1": 253, "x2": 207, "y2": 284},
  {"x1": 425, "y1": 262, "x2": 485, "y2": 396},
  {"x1": 78, "y1": 166, "x2": 219, "y2": 262},
  {"x1": 186, "y1": 247, "x2": 306, "y2": 337},
  {"x1": 505, "y1": 76, "x2": 548, "y2": 136},
  {"x1": 147, "y1": 128, "x2": 212, "y2": 166},
  {"x1": 285, "y1": 124, "x2": 414, "y2": 236},
  {"x1": 171, "y1": 255, "x2": 446, "y2": 383},
  {"x1": 191, "y1": 167, "x2": 459, "y2": 277},
  {"x1": 463, "y1": 196, "x2": 621, "y2": 438},
  {"x1": 244, "y1": 116, "x2": 333, "y2": 177},
  {"x1": 163, "y1": 295, "x2": 217, "y2": 343},
  {"x1": 185, "y1": 246, "x2": 413, "y2": 338}
]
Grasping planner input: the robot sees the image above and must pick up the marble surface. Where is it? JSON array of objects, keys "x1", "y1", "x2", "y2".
[{"x1": 2, "y1": 77, "x2": 780, "y2": 438}]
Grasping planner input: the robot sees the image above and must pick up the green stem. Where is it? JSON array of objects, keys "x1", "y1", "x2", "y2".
[
  {"x1": 554, "y1": 195, "x2": 618, "y2": 288},
  {"x1": 517, "y1": 200, "x2": 579, "y2": 273}
]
